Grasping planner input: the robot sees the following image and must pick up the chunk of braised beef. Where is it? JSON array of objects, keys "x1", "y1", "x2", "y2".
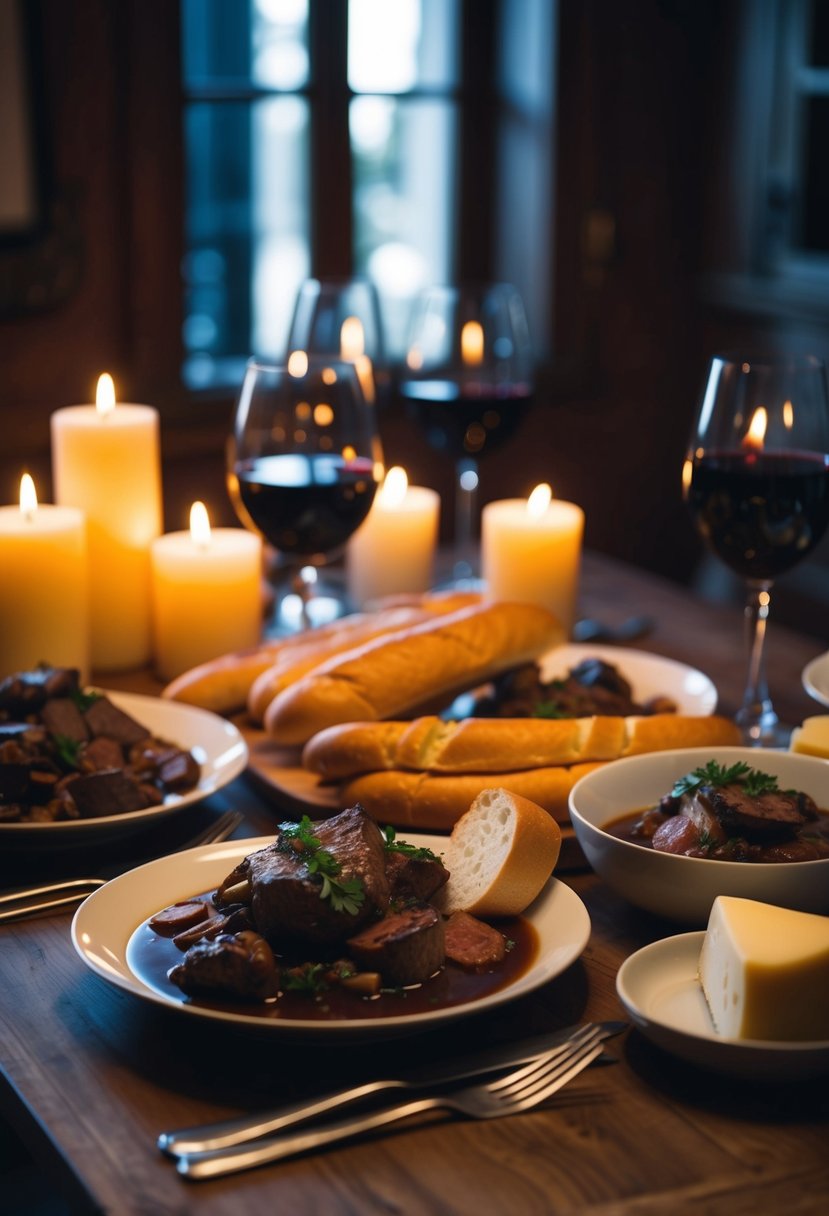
[
  {"x1": 83, "y1": 697, "x2": 149, "y2": 746},
  {"x1": 707, "y1": 783, "x2": 808, "y2": 838},
  {"x1": 82, "y1": 736, "x2": 125, "y2": 772},
  {"x1": 61, "y1": 769, "x2": 151, "y2": 818},
  {"x1": 385, "y1": 849, "x2": 450, "y2": 904},
  {"x1": 0, "y1": 667, "x2": 80, "y2": 716},
  {"x1": 221, "y1": 806, "x2": 391, "y2": 947},
  {"x1": 39, "y1": 698, "x2": 89, "y2": 744},
  {"x1": 347, "y1": 902, "x2": 445, "y2": 986},
  {"x1": 169, "y1": 930, "x2": 279, "y2": 1001},
  {"x1": 444, "y1": 910, "x2": 507, "y2": 969}
]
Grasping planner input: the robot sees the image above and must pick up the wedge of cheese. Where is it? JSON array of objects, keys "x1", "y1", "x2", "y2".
[
  {"x1": 790, "y1": 715, "x2": 829, "y2": 759},
  {"x1": 698, "y1": 896, "x2": 829, "y2": 1041}
]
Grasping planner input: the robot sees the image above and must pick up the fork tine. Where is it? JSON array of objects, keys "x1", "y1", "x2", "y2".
[
  {"x1": 491, "y1": 1026, "x2": 607, "y2": 1103},
  {"x1": 486, "y1": 1022, "x2": 600, "y2": 1093},
  {"x1": 505, "y1": 1042, "x2": 606, "y2": 1113}
]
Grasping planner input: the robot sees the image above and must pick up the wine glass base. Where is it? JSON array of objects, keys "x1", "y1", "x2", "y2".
[{"x1": 735, "y1": 712, "x2": 792, "y2": 749}]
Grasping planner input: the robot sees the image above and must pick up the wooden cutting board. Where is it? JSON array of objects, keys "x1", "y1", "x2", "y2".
[{"x1": 237, "y1": 718, "x2": 588, "y2": 870}]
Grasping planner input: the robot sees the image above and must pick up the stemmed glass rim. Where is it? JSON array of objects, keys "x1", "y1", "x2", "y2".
[
  {"x1": 707, "y1": 350, "x2": 827, "y2": 373},
  {"x1": 241, "y1": 355, "x2": 365, "y2": 377}
]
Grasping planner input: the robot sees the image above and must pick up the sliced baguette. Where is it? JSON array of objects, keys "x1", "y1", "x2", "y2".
[
  {"x1": 303, "y1": 713, "x2": 741, "y2": 779},
  {"x1": 436, "y1": 788, "x2": 562, "y2": 917},
  {"x1": 264, "y1": 602, "x2": 564, "y2": 746}
]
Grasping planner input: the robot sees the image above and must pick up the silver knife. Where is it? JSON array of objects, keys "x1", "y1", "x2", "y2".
[{"x1": 158, "y1": 1019, "x2": 626, "y2": 1157}]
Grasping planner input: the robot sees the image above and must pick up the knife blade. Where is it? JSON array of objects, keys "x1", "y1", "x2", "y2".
[{"x1": 158, "y1": 1019, "x2": 626, "y2": 1157}]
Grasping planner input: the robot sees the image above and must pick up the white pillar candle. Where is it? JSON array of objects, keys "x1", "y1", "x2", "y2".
[
  {"x1": 346, "y1": 467, "x2": 439, "y2": 608},
  {"x1": 50, "y1": 373, "x2": 163, "y2": 671},
  {"x1": 482, "y1": 484, "x2": 585, "y2": 633},
  {"x1": 0, "y1": 475, "x2": 89, "y2": 679},
  {"x1": 151, "y1": 502, "x2": 263, "y2": 682}
]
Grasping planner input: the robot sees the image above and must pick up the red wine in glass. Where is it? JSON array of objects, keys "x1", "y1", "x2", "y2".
[
  {"x1": 685, "y1": 354, "x2": 829, "y2": 744},
  {"x1": 686, "y1": 450, "x2": 829, "y2": 581},
  {"x1": 399, "y1": 379, "x2": 532, "y2": 460},
  {"x1": 235, "y1": 453, "x2": 378, "y2": 559}
]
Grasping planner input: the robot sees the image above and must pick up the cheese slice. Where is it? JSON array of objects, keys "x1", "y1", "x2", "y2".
[
  {"x1": 790, "y1": 715, "x2": 829, "y2": 759},
  {"x1": 698, "y1": 896, "x2": 829, "y2": 1041}
]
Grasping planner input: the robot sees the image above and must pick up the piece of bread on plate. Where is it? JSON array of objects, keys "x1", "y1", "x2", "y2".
[{"x1": 436, "y1": 787, "x2": 562, "y2": 918}]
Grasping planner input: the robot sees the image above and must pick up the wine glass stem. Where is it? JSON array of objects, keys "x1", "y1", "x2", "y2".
[
  {"x1": 292, "y1": 566, "x2": 315, "y2": 632},
  {"x1": 454, "y1": 456, "x2": 479, "y2": 581},
  {"x1": 736, "y1": 579, "x2": 778, "y2": 744}
]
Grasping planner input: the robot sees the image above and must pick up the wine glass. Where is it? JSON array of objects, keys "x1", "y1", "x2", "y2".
[
  {"x1": 400, "y1": 283, "x2": 533, "y2": 582},
  {"x1": 287, "y1": 277, "x2": 388, "y2": 407},
  {"x1": 228, "y1": 356, "x2": 383, "y2": 632},
  {"x1": 684, "y1": 353, "x2": 829, "y2": 744}
]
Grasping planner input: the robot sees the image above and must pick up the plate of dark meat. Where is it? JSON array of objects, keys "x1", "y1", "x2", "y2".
[
  {"x1": 0, "y1": 666, "x2": 248, "y2": 842},
  {"x1": 71, "y1": 805, "x2": 591, "y2": 1038},
  {"x1": 471, "y1": 644, "x2": 717, "y2": 719}
]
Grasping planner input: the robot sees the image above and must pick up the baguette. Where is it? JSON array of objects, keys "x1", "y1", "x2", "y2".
[
  {"x1": 264, "y1": 602, "x2": 564, "y2": 746},
  {"x1": 163, "y1": 590, "x2": 480, "y2": 716},
  {"x1": 303, "y1": 713, "x2": 742, "y2": 779},
  {"x1": 436, "y1": 788, "x2": 562, "y2": 917},
  {"x1": 248, "y1": 604, "x2": 460, "y2": 723},
  {"x1": 340, "y1": 764, "x2": 603, "y2": 830}
]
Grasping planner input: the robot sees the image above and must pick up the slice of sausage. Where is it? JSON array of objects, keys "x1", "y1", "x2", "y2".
[
  {"x1": 444, "y1": 910, "x2": 506, "y2": 969},
  {"x1": 149, "y1": 901, "x2": 211, "y2": 937}
]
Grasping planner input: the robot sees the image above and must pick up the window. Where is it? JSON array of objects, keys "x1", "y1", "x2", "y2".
[{"x1": 179, "y1": 0, "x2": 554, "y2": 390}]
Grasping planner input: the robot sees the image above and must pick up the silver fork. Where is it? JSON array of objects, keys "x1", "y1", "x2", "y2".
[
  {"x1": 0, "y1": 809, "x2": 244, "y2": 923},
  {"x1": 176, "y1": 1023, "x2": 609, "y2": 1181},
  {"x1": 160, "y1": 1020, "x2": 624, "y2": 1158}
]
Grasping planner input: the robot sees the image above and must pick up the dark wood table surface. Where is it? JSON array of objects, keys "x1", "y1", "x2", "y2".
[{"x1": 2, "y1": 552, "x2": 828, "y2": 1216}]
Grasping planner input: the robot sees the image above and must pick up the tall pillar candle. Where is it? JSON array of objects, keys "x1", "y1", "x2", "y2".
[
  {"x1": 151, "y1": 502, "x2": 263, "y2": 682},
  {"x1": 0, "y1": 475, "x2": 89, "y2": 679},
  {"x1": 482, "y1": 484, "x2": 584, "y2": 633},
  {"x1": 346, "y1": 467, "x2": 439, "y2": 607},
  {"x1": 51, "y1": 374, "x2": 162, "y2": 670}
]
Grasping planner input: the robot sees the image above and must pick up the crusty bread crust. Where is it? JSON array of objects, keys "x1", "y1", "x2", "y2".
[
  {"x1": 437, "y1": 788, "x2": 562, "y2": 917},
  {"x1": 341, "y1": 763, "x2": 602, "y2": 829},
  {"x1": 265, "y1": 602, "x2": 564, "y2": 746},
  {"x1": 303, "y1": 713, "x2": 742, "y2": 779}
]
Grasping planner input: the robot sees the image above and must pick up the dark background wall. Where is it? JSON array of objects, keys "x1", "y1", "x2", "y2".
[{"x1": 2, "y1": 0, "x2": 827, "y2": 637}]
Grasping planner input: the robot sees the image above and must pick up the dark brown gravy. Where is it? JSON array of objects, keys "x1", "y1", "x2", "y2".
[{"x1": 129, "y1": 891, "x2": 540, "y2": 1022}]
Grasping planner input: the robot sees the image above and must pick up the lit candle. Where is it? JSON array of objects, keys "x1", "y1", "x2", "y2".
[
  {"x1": 482, "y1": 484, "x2": 585, "y2": 633},
  {"x1": 50, "y1": 373, "x2": 163, "y2": 671},
  {"x1": 339, "y1": 316, "x2": 376, "y2": 405},
  {"x1": 461, "y1": 320, "x2": 484, "y2": 366},
  {"x1": 0, "y1": 475, "x2": 89, "y2": 679},
  {"x1": 346, "y1": 466, "x2": 440, "y2": 607},
  {"x1": 150, "y1": 502, "x2": 263, "y2": 682}
]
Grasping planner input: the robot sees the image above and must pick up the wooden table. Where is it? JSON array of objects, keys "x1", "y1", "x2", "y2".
[{"x1": 2, "y1": 553, "x2": 828, "y2": 1216}]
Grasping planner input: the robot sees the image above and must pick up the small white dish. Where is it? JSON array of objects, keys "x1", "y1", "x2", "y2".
[
  {"x1": 72, "y1": 834, "x2": 591, "y2": 1040},
  {"x1": 540, "y1": 644, "x2": 718, "y2": 717},
  {"x1": 0, "y1": 691, "x2": 248, "y2": 845},
  {"x1": 617, "y1": 932, "x2": 829, "y2": 1080},
  {"x1": 802, "y1": 650, "x2": 829, "y2": 708},
  {"x1": 569, "y1": 747, "x2": 829, "y2": 924}
]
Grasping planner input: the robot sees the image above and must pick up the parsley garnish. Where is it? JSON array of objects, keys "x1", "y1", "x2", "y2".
[
  {"x1": 278, "y1": 816, "x2": 366, "y2": 916},
  {"x1": 281, "y1": 963, "x2": 329, "y2": 995},
  {"x1": 533, "y1": 700, "x2": 566, "y2": 719},
  {"x1": 53, "y1": 733, "x2": 82, "y2": 769},
  {"x1": 70, "y1": 688, "x2": 102, "y2": 712},
  {"x1": 671, "y1": 760, "x2": 780, "y2": 799},
  {"x1": 382, "y1": 824, "x2": 442, "y2": 863}
]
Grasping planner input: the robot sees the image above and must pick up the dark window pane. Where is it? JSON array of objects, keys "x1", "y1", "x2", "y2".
[
  {"x1": 182, "y1": 0, "x2": 309, "y2": 90},
  {"x1": 809, "y1": 0, "x2": 829, "y2": 67},
  {"x1": 799, "y1": 96, "x2": 829, "y2": 252}
]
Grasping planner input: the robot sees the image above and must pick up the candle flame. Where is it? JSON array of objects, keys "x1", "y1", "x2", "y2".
[
  {"x1": 96, "y1": 373, "x2": 116, "y2": 417},
  {"x1": 190, "y1": 501, "x2": 212, "y2": 548},
  {"x1": 380, "y1": 466, "x2": 408, "y2": 508},
  {"x1": 743, "y1": 407, "x2": 767, "y2": 452},
  {"x1": 461, "y1": 321, "x2": 484, "y2": 367},
  {"x1": 527, "y1": 483, "x2": 552, "y2": 518},
  {"x1": 406, "y1": 344, "x2": 423, "y2": 371},
  {"x1": 340, "y1": 316, "x2": 365, "y2": 360},
  {"x1": 287, "y1": 350, "x2": 308, "y2": 377},
  {"x1": 19, "y1": 473, "x2": 37, "y2": 520},
  {"x1": 681, "y1": 457, "x2": 693, "y2": 496},
  {"x1": 783, "y1": 399, "x2": 794, "y2": 429}
]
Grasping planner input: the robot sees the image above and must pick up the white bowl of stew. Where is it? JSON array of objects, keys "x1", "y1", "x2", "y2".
[{"x1": 569, "y1": 747, "x2": 829, "y2": 925}]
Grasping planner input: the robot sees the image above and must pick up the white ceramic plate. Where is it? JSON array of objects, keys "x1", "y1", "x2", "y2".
[
  {"x1": 802, "y1": 650, "x2": 829, "y2": 707},
  {"x1": 616, "y1": 932, "x2": 829, "y2": 1079},
  {"x1": 71, "y1": 835, "x2": 591, "y2": 1040},
  {"x1": 540, "y1": 644, "x2": 718, "y2": 717},
  {"x1": 0, "y1": 691, "x2": 248, "y2": 844}
]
